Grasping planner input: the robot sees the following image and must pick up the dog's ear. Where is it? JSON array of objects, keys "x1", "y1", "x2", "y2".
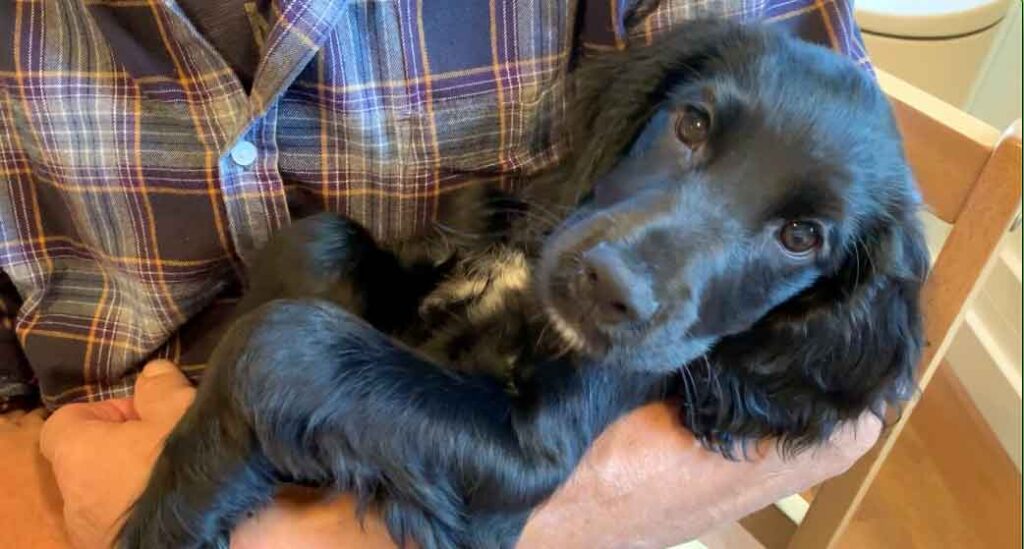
[{"x1": 683, "y1": 189, "x2": 930, "y2": 457}]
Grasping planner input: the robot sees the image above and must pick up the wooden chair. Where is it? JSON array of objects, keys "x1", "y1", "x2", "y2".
[{"x1": 746, "y1": 70, "x2": 1023, "y2": 549}]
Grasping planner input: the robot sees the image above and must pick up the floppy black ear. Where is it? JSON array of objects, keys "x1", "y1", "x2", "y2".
[{"x1": 680, "y1": 196, "x2": 930, "y2": 458}]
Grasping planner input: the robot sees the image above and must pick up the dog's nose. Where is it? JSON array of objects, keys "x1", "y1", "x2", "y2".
[{"x1": 580, "y1": 243, "x2": 658, "y2": 325}]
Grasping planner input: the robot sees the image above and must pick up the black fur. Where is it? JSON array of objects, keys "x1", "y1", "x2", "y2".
[{"x1": 119, "y1": 21, "x2": 928, "y2": 549}]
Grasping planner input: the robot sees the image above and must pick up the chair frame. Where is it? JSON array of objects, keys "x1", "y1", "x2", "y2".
[{"x1": 744, "y1": 70, "x2": 1023, "y2": 548}]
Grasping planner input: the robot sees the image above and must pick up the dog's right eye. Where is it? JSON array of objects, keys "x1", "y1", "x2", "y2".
[
  {"x1": 778, "y1": 221, "x2": 822, "y2": 256},
  {"x1": 675, "y1": 106, "x2": 711, "y2": 149}
]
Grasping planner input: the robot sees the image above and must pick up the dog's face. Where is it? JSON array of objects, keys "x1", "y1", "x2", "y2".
[{"x1": 537, "y1": 24, "x2": 927, "y2": 383}]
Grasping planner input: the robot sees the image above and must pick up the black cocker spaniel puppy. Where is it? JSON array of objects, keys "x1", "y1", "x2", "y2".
[{"x1": 119, "y1": 20, "x2": 928, "y2": 549}]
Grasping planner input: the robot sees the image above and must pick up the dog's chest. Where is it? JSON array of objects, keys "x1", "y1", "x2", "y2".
[{"x1": 407, "y1": 247, "x2": 553, "y2": 379}]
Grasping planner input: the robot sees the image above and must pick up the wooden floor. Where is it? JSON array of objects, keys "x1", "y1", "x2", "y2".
[
  {"x1": 839, "y1": 364, "x2": 1022, "y2": 549},
  {"x1": 699, "y1": 363, "x2": 1022, "y2": 549}
]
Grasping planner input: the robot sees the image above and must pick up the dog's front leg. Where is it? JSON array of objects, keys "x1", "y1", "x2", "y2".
[
  {"x1": 119, "y1": 299, "x2": 662, "y2": 549},
  {"x1": 235, "y1": 213, "x2": 441, "y2": 331},
  {"x1": 118, "y1": 299, "x2": 497, "y2": 549}
]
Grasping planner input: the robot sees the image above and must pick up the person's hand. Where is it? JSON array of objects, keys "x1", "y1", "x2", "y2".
[
  {"x1": 37, "y1": 360, "x2": 395, "y2": 549},
  {"x1": 39, "y1": 360, "x2": 196, "y2": 548}
]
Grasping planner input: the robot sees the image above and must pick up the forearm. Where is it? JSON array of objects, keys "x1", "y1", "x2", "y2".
[{"x1": 228, "y1": 405, "x2": 882, "y2": 548}]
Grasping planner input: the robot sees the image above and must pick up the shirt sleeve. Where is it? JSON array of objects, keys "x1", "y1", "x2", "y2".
[{"x1": 0, "y1": 270, "x2": 38, "y2": 413}]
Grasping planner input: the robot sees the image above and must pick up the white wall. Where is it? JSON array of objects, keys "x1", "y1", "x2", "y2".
[
  {"x1": 958, "y1": 1, "x2": 1023, "y2": 470},
  {"x1": 967, "y1": 3, "x2": 1023, "y2": 130}
]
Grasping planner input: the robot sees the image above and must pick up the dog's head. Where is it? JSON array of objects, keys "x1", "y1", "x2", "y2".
[{"x1": 533, "y1": 22, "x2": 928, "y2": 449}]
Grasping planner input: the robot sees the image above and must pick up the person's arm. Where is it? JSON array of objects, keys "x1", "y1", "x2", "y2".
[
  {"x1": 40, "y1": 361, "x2": 879, "y2": 549},
  {"x1": 229, "y1": 408, "x2": 880, "y2": 549}
]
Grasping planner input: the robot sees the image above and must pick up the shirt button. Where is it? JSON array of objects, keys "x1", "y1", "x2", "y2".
[{"x1": 230, "y1": 140, "x2": 258, "y2": 167}]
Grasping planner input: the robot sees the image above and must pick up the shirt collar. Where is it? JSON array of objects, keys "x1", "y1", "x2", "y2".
[
  {"x1": 89, "y1": 0, "x2": 345, "y2": 128},
  {"x1": 247, "y1": 0, "x2": 347, "y2": 114}
]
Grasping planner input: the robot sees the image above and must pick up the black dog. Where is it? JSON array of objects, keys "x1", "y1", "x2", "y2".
[{"x1": 119, "y1": 21, "x2": 928, "y2": 549}]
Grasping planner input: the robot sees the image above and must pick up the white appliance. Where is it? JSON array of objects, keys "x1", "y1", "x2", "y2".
[{"x1": 856, "y1": 0, "x2": 1010, "y2": 108}]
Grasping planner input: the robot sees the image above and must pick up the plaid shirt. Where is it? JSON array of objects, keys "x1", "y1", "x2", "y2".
[{"x1": 0, "y1": 0, "x2": 869, "y2": 411}]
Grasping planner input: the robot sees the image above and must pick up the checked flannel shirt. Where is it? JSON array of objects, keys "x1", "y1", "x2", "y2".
[{"x1": 0, "y1": 0, "x2": 870, "y2": 411}]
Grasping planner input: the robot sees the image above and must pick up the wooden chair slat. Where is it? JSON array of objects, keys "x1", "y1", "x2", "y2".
[
  {"x1": 742, "y1": 71, "x2": 1022, "y2": 549},
  {"x1": 877, "y1": 70, "x2": 1003, "y2": 224}
]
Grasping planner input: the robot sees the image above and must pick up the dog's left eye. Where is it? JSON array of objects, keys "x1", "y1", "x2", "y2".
[
  {"x1": 779, "y1": 221, "x2": 822, "y2": 255},
  {"x1": 675, "y1": 106, "x2": 711, "y2": 149}
]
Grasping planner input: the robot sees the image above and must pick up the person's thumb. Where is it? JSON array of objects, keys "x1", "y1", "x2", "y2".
[{"x1": 133, "y1": 360, "x2": 196, "y2": 427}]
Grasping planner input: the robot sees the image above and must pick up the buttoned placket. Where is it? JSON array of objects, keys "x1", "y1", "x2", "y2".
[{"x1": 159, "y1": 0, "x2": 346, "y2": 266}]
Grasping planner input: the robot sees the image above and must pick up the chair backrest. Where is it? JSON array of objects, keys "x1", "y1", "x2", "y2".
[
  {"x1": 784, "y1": 70, "x2": 1022, "y2": 549},
  {"x1": 879, "y1": 70, "x2": 1010, "y2": 224},
  {"x1": 880, "y1": 69, "x2": 1022, "y2": 392}
]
